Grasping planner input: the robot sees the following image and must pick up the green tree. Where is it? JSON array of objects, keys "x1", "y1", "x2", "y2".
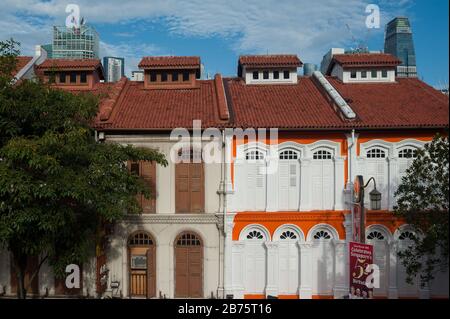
[
  {"x1": 0, "y1": 39, "x2": 167, "y2": 298},
  {"x1": 394, "y1": 134, "x2": 449, "y2": 286}
]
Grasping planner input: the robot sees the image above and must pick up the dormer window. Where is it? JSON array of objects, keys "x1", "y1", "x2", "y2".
[
  {"x1": 80, "y1": 72, "x2": 87, "y2": 83},
  {"x1": 326, "y1": 53, "x2": 400, "y2": 83},
  {"x1": 139, "y1": 56, "x2": 201, "y2": 89},
  {"x1": 36, "y1": 59, "x2": 104, "y2": 89},
  {"x1": 238, "y1": 55, "x2": 302, "y2": 85},
  {"x1": 150, "y1": 71, "x2": 157, "y2": 82},
  {"x1": 183, "y1": 71, "x2": 190, "y2": 82}
]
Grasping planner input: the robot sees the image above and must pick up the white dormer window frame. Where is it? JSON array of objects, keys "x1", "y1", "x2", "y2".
[{"x1": 243, "y1": 67, "x2": 298, "y2": 85}]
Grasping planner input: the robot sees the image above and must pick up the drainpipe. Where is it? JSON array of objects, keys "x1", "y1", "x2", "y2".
[
  {"x1": 217, "y1": 129, "x2": 227, "y2": 298},
  {"x1": 347, "y1": 129, "x2": 356, "y2": 188}
]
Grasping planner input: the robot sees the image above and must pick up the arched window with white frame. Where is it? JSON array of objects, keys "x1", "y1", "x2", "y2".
[
  {"x1": 278, "y1": 149, "x2": 300, "y2": 211},
  {"x1": 395, "y1": 226, "x2": 420, "y2": 297},
  {"x1": 244, "y1": 149, "x2": 266, "y2": 211},
  {"x1": 364, "y1": 147, "x2": 389, "y2": 209},
  {"x1": 398, "y1": 147, "x2": 419, "y2": 179},
  {"x1": 309, "y1": 225, "x2": 336, "y2": 295},
  {"x1": 240, "y1": 226, "x2": 268, "y2": 295},
  {"x1": 311, "y1": 149, "x2": 334, "y2": 210},
  {"x1": 275, "y1": 225, "x2": 303, "y2": 295},
  {"x1": 366, "y1": 226, "x2": 390, "y2": 297}
]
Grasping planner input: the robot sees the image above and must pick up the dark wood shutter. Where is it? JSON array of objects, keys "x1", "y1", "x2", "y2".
[
  {"x1": 175, "y1": 163, "x2": 204, "y2": 214},
  {"x1": 128, "y1": 161, "x2": 156, "y2": 214},
  {"x1": 175, "y1": 233, "x2": 203, "y2": 298},
  {"x1": 140, "y1": 161, "x2": 156, "y2": 214},
  {"x1": 10, "y1": 255, "x2": 39, "y2": 296}
]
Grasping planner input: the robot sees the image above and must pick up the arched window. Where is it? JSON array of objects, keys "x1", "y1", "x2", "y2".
[
  {"x1": 313, "y1": 150, "x2": 332, "y2": 160},
  {"x1": 398, "y1": 148, "x2": 418, "y2": 159},
  {"x1": 367, "y1": 231, "x2": 385, "y2": 240},
  {"x1": 246, "y1": 230, "x2": 264, "y2": 240},
  {"x1": 279, "y1": 150, "x2": 299, "y2": 160},
  {"x1": 280, "y1": 230, "x2": 298, "y2": 240},
  {"x1": 246, "y1": 150, "x2": 264, "y2": 160},
  {"x1": 128, "y1": 232, "x2": 154, "y2": 246},
  {"x1": 176, "y1": 232, "x2": 201, "y2": 246},
  {"x1": 366, "y1": 148, "x2": 386, "y2": 158},
  {"x1": 313, "y1": 230, "x2": 332, "y2": 240},
  {"x1": 399, "y1": 231, "x2": 416, "y2": 241}
]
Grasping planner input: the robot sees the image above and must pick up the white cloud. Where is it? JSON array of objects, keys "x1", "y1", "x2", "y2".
[{"x1": 1, "y1": 0, "x2": 414, "y2": 69}]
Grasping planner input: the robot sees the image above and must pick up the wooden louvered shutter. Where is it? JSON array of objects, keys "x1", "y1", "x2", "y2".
[
  {"x1": 140, "y1": 161, "x2": 156, "y2": 214},
  {"x1": 176, "y1": 163, "x2": 191, "y2": 213},
  {"x1": 190, "y1": 163, "x2": 204, "y2": 213}
]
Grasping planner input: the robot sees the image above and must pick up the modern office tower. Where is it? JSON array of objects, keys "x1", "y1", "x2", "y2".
[
  {"x1": 52, "y1": 25, "x2": 99, "y2": 59},
  {"x1": 103, "y1": 57, "x2": 125, "y2": 82},
  {"x1": 41, "y1": 44, "x2": 53, "y2": 58},
  {"x1": 384, "y1": 17, "x2": 417, "y2": 78}
]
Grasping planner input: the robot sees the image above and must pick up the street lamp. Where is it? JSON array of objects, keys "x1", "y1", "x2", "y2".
[{"x1": 364, "y1": 177, "x2": 382, "y2": 211}]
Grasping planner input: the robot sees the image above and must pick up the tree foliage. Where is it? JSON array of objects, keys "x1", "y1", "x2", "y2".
[
  {"x1": 394, "y1": 134, "x2": 449, "y2": 285},
  {"x1": 0, "y1": 39, "x2": 167, "y2": 298}
]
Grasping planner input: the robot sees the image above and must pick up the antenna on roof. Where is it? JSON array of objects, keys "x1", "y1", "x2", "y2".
[{"x1": 345, "y1": 24, "x2": 369, "y2": 53}]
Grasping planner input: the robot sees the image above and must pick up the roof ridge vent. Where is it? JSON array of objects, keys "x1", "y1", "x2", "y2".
[{"x1": 312, "y1": 71, "x2": 356, "y2": 119}]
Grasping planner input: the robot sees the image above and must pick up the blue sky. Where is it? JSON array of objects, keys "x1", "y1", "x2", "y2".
[{"x1": 1, "y1": 0, "x2": 448, "y2": 87}]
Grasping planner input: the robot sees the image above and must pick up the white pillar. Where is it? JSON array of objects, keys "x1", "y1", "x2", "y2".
[
  {"x1": 334, "y1": 156, "x2": 346, "y2": 210},
  {"x1": 224, "y1": 213, "x2": 236, "y2": 297},
  {"x1": 388, "y1": 240, "x2": 399, "y2": 299},
  {"x1": 332, "y1": 239, "x2": 348, "y2": 298},
  {"x1": 231, "y1": 242, "x2": 245, "y2": 299},
  {"x1": 388, "y1": 157, "x2": 398, "y2": 211},
  {"x1": 298, "y1": 242, "x2": 313, "y2": 299},
  {"x1": 299, "y1": 158, "x2": 312, "y2": 211},
  {"x1": 265, "y1": 242, "x2": 279, "y2": 297}
]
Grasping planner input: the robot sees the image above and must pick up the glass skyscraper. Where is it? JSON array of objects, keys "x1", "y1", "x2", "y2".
[
  {"x1": 103, "y1": 57, "x2": 125, "y2": 82},
  {"x1": 52, "y1": 25, "x2": 99, "y2": 59},
  {"x1": 384, "y1": 17, "x2": 417, "y2": 78}
]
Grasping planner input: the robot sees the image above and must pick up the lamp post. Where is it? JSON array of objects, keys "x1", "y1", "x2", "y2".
[{"x1": 364, "y1": 177, "x2": 382, "y2": 211}]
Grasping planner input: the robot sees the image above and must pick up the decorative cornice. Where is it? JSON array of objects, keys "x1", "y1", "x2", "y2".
[
  {"x1": 234, "y1": 211, "x2": 349, "y2": 223},
  {"x1": 125, "y1": 213, "x2": 221, "y2": 224}
]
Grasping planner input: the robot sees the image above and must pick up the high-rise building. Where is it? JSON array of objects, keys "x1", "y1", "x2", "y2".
[
  {"x1": 103, "y1": 57, "x2": 125, "y2": 82},
  {"x1": 52, "y1": 25, "x2": 99, "y2": 59},
  {"x1": 384, "y1": 17, "x2": 417, "y2": 78}
]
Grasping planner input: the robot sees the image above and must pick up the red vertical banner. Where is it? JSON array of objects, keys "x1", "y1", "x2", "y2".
[{"x1": 349, "y1": 242, "x2": 374, "y2": 299}]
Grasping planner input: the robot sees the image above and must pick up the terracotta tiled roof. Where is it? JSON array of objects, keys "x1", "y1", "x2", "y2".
[
  {"x1": 94, "y1": 78, "x2": 230, "y2": 130},
  {"x1": 332, "y1": 53, "x2": 401, "y2": 68},
  {"x1": 239, "y1": 55, "x2": 302, "y2": 68},
  {"x1": 12, "y1": 56, "x2": 33, "y2": 76},
  {"x1": 224, "y1": 77, "x2": 449, "y2": 129},
  {"x1": 138, "y1": 56, "x2": 201, "y2": 69},
  {"x1": 36, "y1": 58, "x2": 103, "y2": 71}
]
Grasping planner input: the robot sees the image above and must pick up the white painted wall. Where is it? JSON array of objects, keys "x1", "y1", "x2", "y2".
[
  {"x1": 243, "y1": 67, "x2": 298, "y2": 85},
  {"x1": 331, "y1": 64, "x2": 396, "y2": 83}
]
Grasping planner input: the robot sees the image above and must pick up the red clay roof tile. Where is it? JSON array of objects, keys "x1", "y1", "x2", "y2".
[
  {"x1": 332, "y1": 53, "x2": 401, "y2": 68},
  {"x1": 36, "y1": 58, "x2": 103, "y2": 70},
  {"x1": 239, "y1": 55, "x2": 302, "y2": 68},
  {"x1": 12, "y1": 56, "x2": 33, "y2": 76},
  {"x1": 138, "y1": 56, "x2": 201, "y2": 69}
]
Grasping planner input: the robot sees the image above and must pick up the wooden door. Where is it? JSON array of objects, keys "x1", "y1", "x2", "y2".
[
  {"x1": 175, "y1": 233, "x2": 203, "y2": 298},
  {"x1": 175, "y1": 163, "x2": 204, "y2": 213},
  {"x1": 10, "y1": 255, "x2": 39, "y2": 296},
  {"x1": 128, "y1": 232, "x2": 156, "y2": 298}
]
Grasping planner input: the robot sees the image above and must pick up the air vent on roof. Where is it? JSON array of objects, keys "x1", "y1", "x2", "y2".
[{"x1": 312, "y1": 71, "x2": 356, "y2": 119}]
